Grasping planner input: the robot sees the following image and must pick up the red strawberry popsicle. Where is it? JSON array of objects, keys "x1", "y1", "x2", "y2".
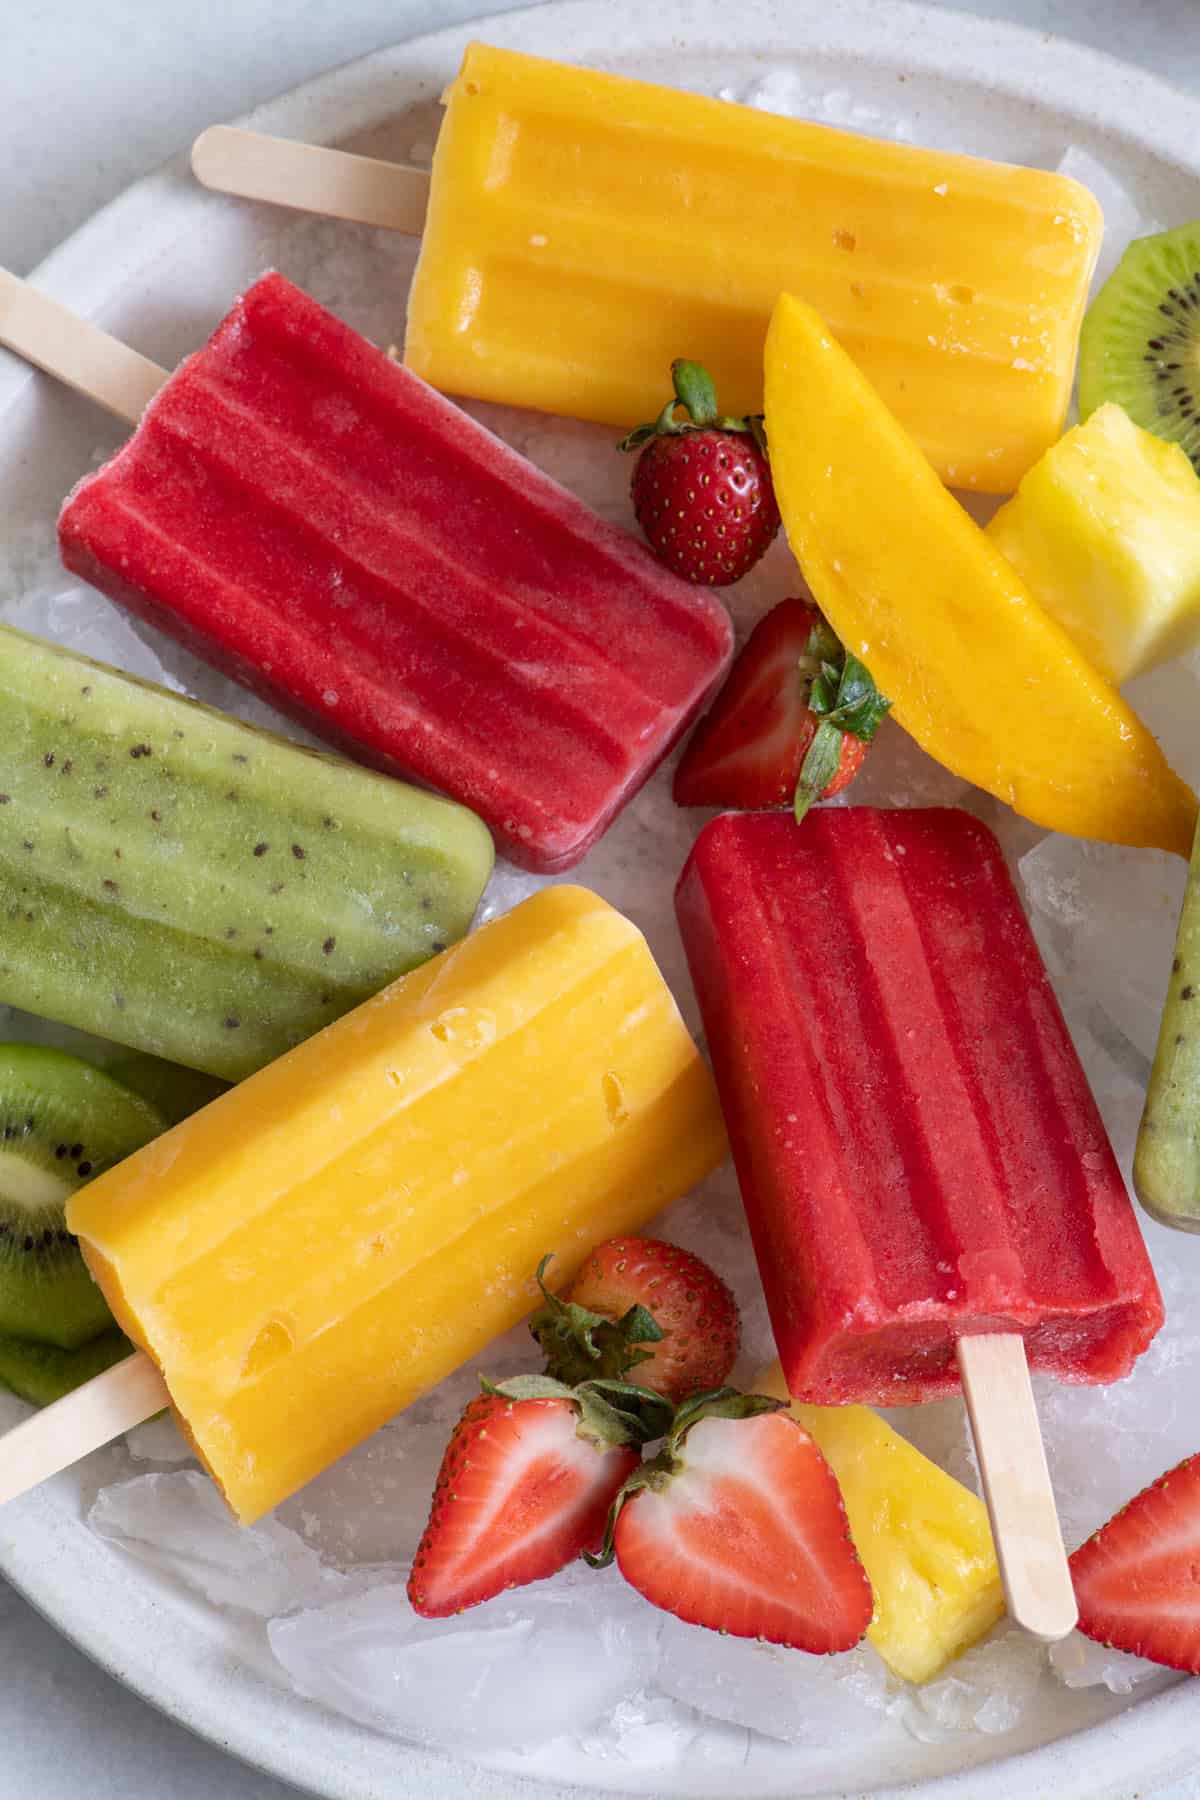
[
  {"x1": 58, "y1": 274, "x2": 733, "y2": 873},
  {"x1": 675, "y1": 807, "x2": 1163, "y2": 1406}
]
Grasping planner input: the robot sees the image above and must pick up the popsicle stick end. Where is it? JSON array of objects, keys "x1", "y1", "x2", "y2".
[{"x1": 957, "y1": 1332, "x2": 1078, "y2": 1643}]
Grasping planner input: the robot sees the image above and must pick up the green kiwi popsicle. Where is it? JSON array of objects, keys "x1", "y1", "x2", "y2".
[
  {"x1": 1136, "y1": 814, "x2": 1200, "y2": 1231},
  {"x1": 0, "y1": 625, "x2": 494, "y2": 1079}
]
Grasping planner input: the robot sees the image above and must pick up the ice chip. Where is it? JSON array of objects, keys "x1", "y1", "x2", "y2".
[
  {"x1": 656, "y1": 1615, "x2": 893, "y2": 1744},
  {"x1": 89, "y1": 1471, "x2": 357, "y2": 1615},
  {"x1": 268, "y1": 1568, "x2": 662, "y2": 1750},
  {"x1": 898, "y1": 1626, "x2": 1045, "y2": 1741},
  {"x1": 575, "y1": 1689, "x2": 708, "y2": 1764},
  {"x1": 1039, "y1": 1229, "x2": 1200, "y2": 1546},
  {"x1": 124, "y1": 1415, "x2": 194, "y2": 1465},
  {"x1": 1020, "y1": 834, "x2": 1185, "y2": 1065},
  {"x1": 1126, "y1": 651, "x2": 1200, "y2": 789},
  {"x1": 1050, "y1": 1630, "x2": 1162, "y2": 1694},
  {"x1": 718, "y1": 71, "x2": 913, "y2": 141},
  {"x1": 2, "y1": 584, "x2": 179, "y2": 687},
  {"x1": 839, "y1": 716, "x2": 972, "y2": 812},
  {"x1": 1056, "y1": 147, "x2": 1163, "y2": 295}
]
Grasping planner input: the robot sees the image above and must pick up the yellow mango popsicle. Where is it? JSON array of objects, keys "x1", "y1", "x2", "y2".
[
  {"x1": 406, "y1": 43, "x2": 1102, "y2": 493},
  {"x1": 764, "y1": 294, "x2": 1197, "y2": 856},
  {"x1": 67, "y1": 887, "x2": 728, "y2": 1523},
  {"x1": 755, "y1": 1364, "x2": 1003, "y2": 1684}
]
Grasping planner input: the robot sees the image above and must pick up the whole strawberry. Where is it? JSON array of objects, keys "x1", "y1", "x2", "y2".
[
  {"x1": 531, "y1": 1239, "x2": 740, "y2": 1404},
  {"x1": 620, "y1": 361, "x2": 780, "y2": 585}
]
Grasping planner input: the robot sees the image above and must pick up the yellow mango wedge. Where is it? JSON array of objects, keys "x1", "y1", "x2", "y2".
[
  {"x1": 764, "y1": 295, "x2": 1197, "y2": 856},
  {"x1": 756, "y1": 1363, "x2": 1004, "y2": 1684}
]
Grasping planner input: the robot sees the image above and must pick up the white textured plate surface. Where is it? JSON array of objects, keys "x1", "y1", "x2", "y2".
[{"x1": 1, "y1": 1, "x2": 1199, "y2": 1795}]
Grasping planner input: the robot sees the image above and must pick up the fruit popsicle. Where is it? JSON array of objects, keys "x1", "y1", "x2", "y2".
[
  {"x1": 1135, "y1": 815, "x2": 1200, "y2": 1232},
  {"x1": 676, "y1": 808, "x2": 1163, "y2": 1406},
  {"x1": 0, "y1": 624, "x2": 492, "y2": 1081},
  {"x1": 67, "y1": 886, "x2": 728, "y2": 1522},
  {"x1": 754, "y1": 1363, "x2": 1003, "y2": 1683},
  {"x1": 764, "y1": 293, "x2": 1197, "y2": 857},
  {"x1": 405, "y1": 43, "x2": 1102, "y2": 494},
  {"x1": 58, "y1": 272, "x2": 732, "y2": 874}
]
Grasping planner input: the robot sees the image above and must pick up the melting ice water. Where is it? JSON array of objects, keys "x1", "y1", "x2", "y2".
[{"x1": 0, "y1": 112, "x2": 1187, "y2": 1772}]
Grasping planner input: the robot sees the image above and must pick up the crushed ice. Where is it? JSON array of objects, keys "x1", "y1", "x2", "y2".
[
  {"x1": 268, "y1": 1565, "x2": 662, "y2": 1751},
  {"x1": 89, "y1": 1472, "x2": 376, "y2": 1617},
  {"x1": 657, "y1": 1620, "x2": 894, "y2": 1744}
]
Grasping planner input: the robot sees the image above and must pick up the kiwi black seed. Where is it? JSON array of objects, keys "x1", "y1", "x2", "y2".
[
  {"x1": 0, "y1": 1044, "x2": 166, "y2": 1348},
  {"x1": 0, "y1": 1327, "x2": 131, "y2": 1406},
  {"x1": 1079, "y1": 221, "x2": 1200, "y2": 471}
]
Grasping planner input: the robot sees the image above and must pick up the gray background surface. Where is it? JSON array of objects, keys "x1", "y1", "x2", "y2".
[{"x1": 2, "y1": 2, "x2": 1199, "y2": 1796}]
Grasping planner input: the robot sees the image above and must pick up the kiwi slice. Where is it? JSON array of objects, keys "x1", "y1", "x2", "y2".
[
  {"x1": 0, "y1": 1044, "x2": 166, "y2": 1348},
  {"x1": 0, "y1": 1328, "x2": 131, "y2": 1406},
  {"x1": 1080, "y1": 223, "x2": 1200, "y2": 471}
]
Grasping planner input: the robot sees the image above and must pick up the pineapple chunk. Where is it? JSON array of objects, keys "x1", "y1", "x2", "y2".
[
  {"x1": 987, "y1": 402, "x2": 1200, "y2": 684},
  {"x1": 756, "y1": 1363, "x2": 1004, "y2": 1684}
]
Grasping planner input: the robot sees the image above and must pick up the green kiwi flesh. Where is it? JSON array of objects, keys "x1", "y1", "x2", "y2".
[
  {"x1": 0, "y1": 1044, "x2": 166, "y2": 1348},
  {"x1": 1080, "y1": 222, "x2": 1200, "y2": 472},
  {"x1": 0, "y1": 1328, "x2": 131, "y2": 1405}
]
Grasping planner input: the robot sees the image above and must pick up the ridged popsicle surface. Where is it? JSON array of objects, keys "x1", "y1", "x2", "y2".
[
  {"x1": 406, "y1": 43, "x2": 1102, "y2": 492},
  {"x1": 676, "y1": 808, "x2": 1163, "y2": 1404},
  {"x1": 60, "y1": 273, "x2": 732, "y2": 873},
  {"x1": 69, "y1": 887, "x2": 728, "y2": 1521}
]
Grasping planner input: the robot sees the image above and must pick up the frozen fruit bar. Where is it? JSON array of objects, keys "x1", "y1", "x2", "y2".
[
  {"x1": 405, "y1": 43, "x2": 1102, "y2": 493},
  {"x1": 755, "y1": 1363, "x2": 1003, "y2": 1683},
  {"x1": 676, "y1": 808, "x2": 1162, "y2": 1405},
  {"x1": 59, "y1": 272, "x2": 732, "y2": 873},
  {"x1": 0, "y1": 624, "x2": 492, "y2": 1081},
  {"x1": 67, "y1": 886, "x2": 728, "y2": 1522}
]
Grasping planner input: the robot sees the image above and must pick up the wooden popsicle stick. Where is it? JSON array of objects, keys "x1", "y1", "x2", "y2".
[
  {"x1": 0, "y1": 1352, "x2": 170, "y2": 1508},
  {"x1": 957, "y1": 1333, "x2": 1078, "y2": 1642},
  {"x1": 0, "y1": 268, "x2": 166, "y2": 425},
  {"x1": 192, "y1": 127, "x2": 430, "y2": 236}
]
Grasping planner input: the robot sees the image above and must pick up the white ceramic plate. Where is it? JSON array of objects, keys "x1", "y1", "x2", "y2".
[{"x1": 2, "y1": 2, "x2": 1200, "y2": 1796}]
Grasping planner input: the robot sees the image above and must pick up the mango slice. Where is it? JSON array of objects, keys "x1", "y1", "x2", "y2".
[{"x1": 763, "y1": 295, "x2": 1196, "y2": 856}]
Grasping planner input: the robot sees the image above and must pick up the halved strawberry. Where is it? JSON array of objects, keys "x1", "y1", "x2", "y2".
[
  {"x1": 673, "y1": 597, "x2": 888, "y2": 821},
  {"x1": 531, "y1": 1239, "x2": 740, "y2": 1404},
  {"x1": 408, "y1": 1376, "x2": 665, "y2": 1619},
  {"x1": 1071, "y1": 1452, "x2": 1200, "y2": 1672},
  {"x1": 594, "y1": 1391, "x2": 874, "y2": 1653}
]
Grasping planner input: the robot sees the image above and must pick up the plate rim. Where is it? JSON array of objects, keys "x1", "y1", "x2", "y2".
[{"x1": 1, "y1": 2, "x2": 1199, "y2": 1796}]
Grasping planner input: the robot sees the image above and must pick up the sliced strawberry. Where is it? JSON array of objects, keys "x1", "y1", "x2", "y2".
[
  {"x1": 673, "y1": 598, "x2": 883, "y2": 817},
  {"x1": 408, "y1": 1377, "x2": 652, "y2": 1618},
  {"x1": 1071, "y1": 1452, "x2": 1200, "y2": 1672},
  {"x1": 532, "y1": 1238, "x2": 740, "y2": 1403},
  {"x1": 599, "y1": 1393, "x2": 873, "y2": 1653}
]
